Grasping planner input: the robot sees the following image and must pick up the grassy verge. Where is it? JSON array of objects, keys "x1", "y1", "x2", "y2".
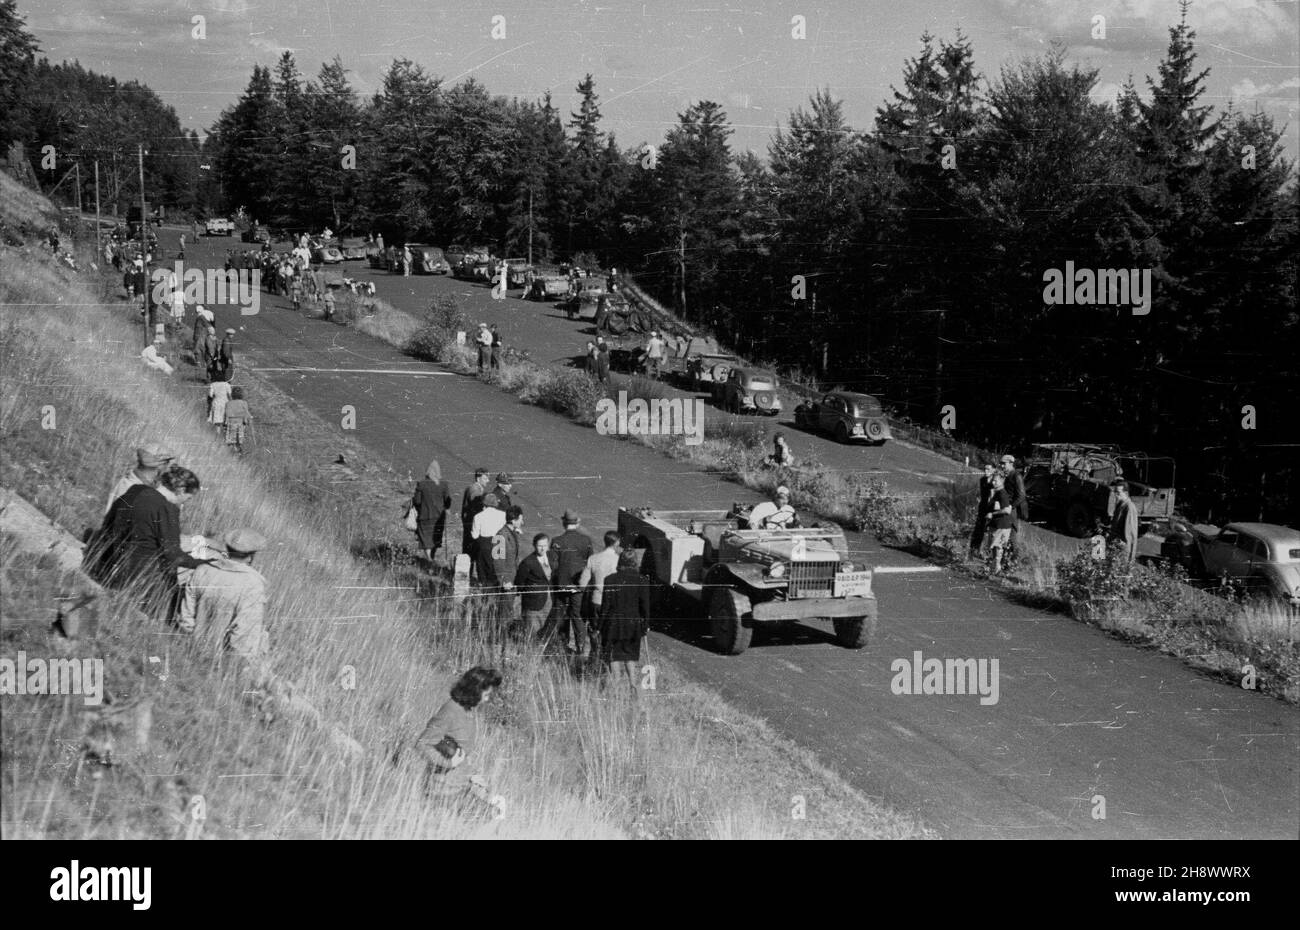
[
  {"x1": 0, "y1": 175, "x2": 927, "y2": 839},
  {"x1": 335, "y1": 289, "x2": 1300, "y2": 704}
]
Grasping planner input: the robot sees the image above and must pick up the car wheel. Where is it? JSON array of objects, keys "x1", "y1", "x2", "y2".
[
  {"x1": 710, "y1": 586, "x2": 753, "y2": 655},
  {"x1": 833, "y1": 610, "x2": 876, "y2": 649}
]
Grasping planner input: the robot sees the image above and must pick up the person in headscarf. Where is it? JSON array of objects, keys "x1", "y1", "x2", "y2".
[{"x1": 411, "y1": 459, "x2": 452, "y2": 568}]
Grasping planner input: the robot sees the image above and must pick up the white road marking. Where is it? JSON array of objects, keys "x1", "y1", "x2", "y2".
[
  {"x1": 252, "y1": 367, "x2": 453, "y2": 375},
  {"x1": 873, "y1": 565, "x2": 944, "y2": 574}
]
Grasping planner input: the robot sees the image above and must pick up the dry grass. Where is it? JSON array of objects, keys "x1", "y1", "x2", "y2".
[{"x1": 0, "y1": 179, "x2": 926, "y2": 839}]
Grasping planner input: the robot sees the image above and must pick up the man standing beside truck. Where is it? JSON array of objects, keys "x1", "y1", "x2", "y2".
[{"x1": 549, "y1": 510, "x2": 594, "y2": 657}]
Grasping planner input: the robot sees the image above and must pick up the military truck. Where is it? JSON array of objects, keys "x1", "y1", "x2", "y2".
[
  {"x1": 1023, "y1": 443, "x2": 1177, "y2": 538},
  {"x1": 617, "y1": 505, "x2": 877, "y2": 655}
]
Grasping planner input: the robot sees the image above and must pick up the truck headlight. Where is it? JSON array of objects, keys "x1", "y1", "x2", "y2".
[{"x1": 767, "y1": 562, "x2": 785, "y2": 578}]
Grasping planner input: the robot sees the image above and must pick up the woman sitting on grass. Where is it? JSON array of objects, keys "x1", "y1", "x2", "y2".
[{"x1": 414, "y1": 666, "x2": 502, "y2": 810}]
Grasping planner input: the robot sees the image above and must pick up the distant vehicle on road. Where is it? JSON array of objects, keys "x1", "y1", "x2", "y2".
[
  {"x1": 794, "y1": 391, "x2": 892, "y2": 445},
  {"x1": 1023, "y1": 443, "x2": 1176, "y2": 538},
  {"x1": 1196, "y1": 522, "x2": 1300, "y2": 609},
  {"x1": 618, "y1": 505, "x2": 877, "y2": 655},
  {"x1": 205, "y1": 218, "x2": 234, "y2": 236},
  {"x1": 312, "y1": 244, "x2": 344, "y2": 264},
  {"x1": 339, "y1": 237, "x2": 367, "y2": 260},
  {"x1": 241, "y1": 224, "x2": 270, "y2": 244},
  {"x1": 405, "y1": 243, "x2": 449, "y2": 274},
  {"x1": 527, "y1": 271, "x2": 571, "y2": 300},
  {"x1": 559, "y1": 278, "x2": 607, "y2": 319},
  {"x1": 683, "y1": 351, "x2": 742, "y2": 389},
  {"x1": 717, "y1": 368, "x2": 782, "y2": 416}
]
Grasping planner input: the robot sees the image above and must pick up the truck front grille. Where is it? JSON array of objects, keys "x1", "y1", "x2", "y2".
[{"x1": 787, "y1": 559, "x2": 836, "y2": 598}]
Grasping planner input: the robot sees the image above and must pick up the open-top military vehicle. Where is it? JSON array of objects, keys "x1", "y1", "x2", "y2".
[
  {"x1": 1023, "y1": 443, "x2": 1177, "y2": 538},
  {"x1": 618, "y1": 505, "x2": 877, "y2": 655}
]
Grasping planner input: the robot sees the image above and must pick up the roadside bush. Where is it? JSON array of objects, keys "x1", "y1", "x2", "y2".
[
  {"x1": 405, "y1": 295, "x2": 469, "y2": 362},
  {"x1": 846, "y1": 476, "x2": 910, "y2": 540},
  {"x1": 535, "y1": 368, "x2": 605, "y2": 425}
]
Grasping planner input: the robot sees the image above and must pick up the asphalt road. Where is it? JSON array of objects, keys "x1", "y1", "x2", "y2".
[{"x1": 165, "y1": 230, "x2": 1299, "y2": 838}]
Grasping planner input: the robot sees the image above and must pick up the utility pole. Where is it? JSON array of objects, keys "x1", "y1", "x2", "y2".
[
  {"x1": 74, "y1": 160, "x2": 82, "y2": 213},
  {"x1": 94, "y1": 160, "x2": 101, "y2": 262},
  {"x1": 139, "y1": 143, "x2": 150, "y2": 348},
  {"x1": 527, "y1": 188, "x2": 533, "y2": 265},
  {"x1": 678, "y1": 224, "x2": 687, "y2": 317}
]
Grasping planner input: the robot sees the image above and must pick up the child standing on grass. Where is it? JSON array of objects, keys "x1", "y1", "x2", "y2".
[
  {"x1": 224, "y1": 386, "x2": 252, "y2": 454},
  {"x1": 290, "y1": 274, "x2": 303, "y2": 313},
  {"x1": 208, "y1": 376, "x2": 232, "y2": 429}
]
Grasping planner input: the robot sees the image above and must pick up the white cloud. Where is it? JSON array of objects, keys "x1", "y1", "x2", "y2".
[
  {"x1": 990, "y1": 0, "x2": 1298, "y2": 49},
  {"x1": 1230, "y1": 76, "x2": 1300, "y2": 100}
]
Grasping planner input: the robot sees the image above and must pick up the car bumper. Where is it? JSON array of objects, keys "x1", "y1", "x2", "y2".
[{"x1": 752, "y1": 597, "x2": 877, "y2": 622}]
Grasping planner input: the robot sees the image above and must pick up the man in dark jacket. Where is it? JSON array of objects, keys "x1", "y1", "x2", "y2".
[
  {"x1": 548, "y1": 510, "x2": 594, "y2": 656},
  {"x1": 969, "y1": 463, "x2": 995, "y2": 557},
  {"x1": 595, "y1": 341, "x2": 611, "y2": 385},
  {"x1": 513, "y1": 533, "x2": 558, "y2": 639},
  {"x1": 600, "y1": 548, "x2": 651, "y2": 695},
  {"x1": 218, "y1": 328, "x2": 236, "y2": 380},
  {"x1": 1000, "y1": 454, "x2": 1028, "y2": 556},
  {"x1": 460, "y1": 468, "x2": 490, "y2": 580},
  {"x1": 490, "y1": 473, "x2": 514, "y2": 513},
  {"x1": 1108, "y1": 480, "x2": 1139, "y2": 567}
]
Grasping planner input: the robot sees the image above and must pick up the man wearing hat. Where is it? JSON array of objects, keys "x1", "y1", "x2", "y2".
[
  {"x1": 461, "y1": 468, "x2": 491, "y2": 581},
  {"x1": 547, "y1": 510, "x2": 594, "y2": 656},
  {"x1": 179, "y1": 528, "x2": 270, "y2": 666},
  {"x1": 470, "y1": 493, "x2": 507, "y2": 588},
  {"x1": 191, "y1": 305, "x2": 214, "y2": 364},
  {"x1": 644, "y1": 329, "x2": 665, "y2": 379},
  {"x1": 748, "y1": 486, "x2": 798, "y2": 530},
  {"x1": 490, "y1": 473, "x2": 514, "y2": 512},
  {"x1": 999, "y1": 455, "x2": 1028, "y2": 555},
  {"x1": 475, "y1": 323, "x2": 493, "y2": 372},
  {"x1": 105, "y1": 444, "x2": 176, "y2": 514}
]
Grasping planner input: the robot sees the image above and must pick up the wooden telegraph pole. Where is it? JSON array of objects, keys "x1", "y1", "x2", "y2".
[
  {"x1": 138, "y1": 144, "x2": 150, "y2": 348},
  {"x1": 94, "y1": 160, "x2": 101, "y2": 263}
]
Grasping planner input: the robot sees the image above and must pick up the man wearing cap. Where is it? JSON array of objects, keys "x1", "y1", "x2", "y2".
[
  {"x1": 490, "y1": 474, "x2": 514, "y2": 512},
  {"x1": 179, "y1": 528, "x2": 270, "y2": 667},
  {"x1": 547, "y1": 510, "x2": 594, "y2": 656},
  {"x1": 748, "y1": 487, "x2": 798, "y2": 530},
  {"x1": 1000, "y1": 455, "x2": 1028, "y2": 556},
  {"x1": 644, "y1": 330, "x2": 665, "y2": 379},
  {"x1": 105, "y1": 444, "x2": 176, "y2": 514},
  {"x1": 470, "y1": 492, "x2": 507, "y2": 588}
]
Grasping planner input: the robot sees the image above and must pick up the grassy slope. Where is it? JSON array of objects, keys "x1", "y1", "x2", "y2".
[{"x1": 0, "y1": 173, "x2": 926, "y2": 839}]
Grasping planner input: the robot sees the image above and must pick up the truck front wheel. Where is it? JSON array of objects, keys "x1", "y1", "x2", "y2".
[
  {"x1": 833, "y1": 613, "x2": 875, "y2": 649},
  {"x1": 710, "y1": 587, "x2": 753, "y2": 655}
]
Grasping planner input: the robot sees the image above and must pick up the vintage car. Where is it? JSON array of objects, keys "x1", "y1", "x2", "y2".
[
  {"x1": 445, "y1": 244, "x2": 491, "y2": 273},
  {"x1": 558, "y1": 278, "x2": 608, "y2": 319},
  {"x1": 1196, "y1": 523, "x2": 1300, "y2": 608},
  {"x1": 339, "y1": 237, "x2": 368, "y2": 260},
  {"x1": 1023, "y1": 443, "x2": 1177, "y2": 538},
  {"x1": 683, "y1": 352, "x2": 742, "y2": 389},
  {"x1": 794, "y1": 391, "x2": 892, "y2": 445},
  {"x1": 312, "y1": 243, "x2": 344, "y2": 264},
  {"x1": 717, "y1": 368, "x2": 782, "y2": 416},
  {"x1": 240, "y1": 224, "x2": 271, "y2": 244},
  {"x1": 204, "y1": 217, "x2": 234, "y2": 236},
  {"x1": 527, "y1": 272, "x2": 572, "y2": 300},
  {"x1": 365, "y1": 244, "x2": 386, "y2": 268},
  {"x1": 404, "y1": 243, "x2": 449, "y2": 274}
]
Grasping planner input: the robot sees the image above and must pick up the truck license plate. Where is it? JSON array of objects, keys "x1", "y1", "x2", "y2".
[{"x1": 834, "y1": 571, "x2": 871, "y2": 598}]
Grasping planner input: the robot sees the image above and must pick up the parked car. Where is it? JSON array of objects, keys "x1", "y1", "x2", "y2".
[
  {"x1": 717, "y1": 368, "x2": 782, "y2": 416},
  {"x1": 1023, "y1": 443, "x2": 1177, "y2": 538},
  {"x1": 205, "y1": 218, "x2": 234, "y2": 236},
  {"x1": 527, "y1": 272, "x2": 572, "y2": 300},
  {"x1": 1196, "y1": 523, "x2": 1300, "y2": 609},
  {"x1": 339, "y1": 237, "x2": 367, "y2": 260},
  {"x1": 683, "y1": 352, "x2": 742, "y2": 390},
  {"x1": 312, "y1": 244, "x2": 344, "y2": 264},
  {"x1": 365, "y1": 244, "x2": 385, "y2": 268},
  {"x1": 405, "y1": 243, "x2": 449, "y2": 274},
  {"x1": 241, "y1": 224, "x2": 271, "y2": 244},
  {"x1": 794, "y1": 391, "x2": 892, "y2": 445}
]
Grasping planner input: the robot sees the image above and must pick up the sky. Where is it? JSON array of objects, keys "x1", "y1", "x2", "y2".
[{"x1": 21, "y1": 0, "x2": 1300, "y2": 158}]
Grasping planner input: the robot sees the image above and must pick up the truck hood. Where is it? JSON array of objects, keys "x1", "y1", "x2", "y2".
[{"x1": 739, "y1": 536, "x2": 840, "y2": 563}]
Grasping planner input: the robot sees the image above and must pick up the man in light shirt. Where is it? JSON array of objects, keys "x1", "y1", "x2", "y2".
[
  {"x1": 578, "y1": 531, "x2": 621, "y2": 657},
  {"x1": 470, "y1": 493, "x2": 507, "y2": 587}
]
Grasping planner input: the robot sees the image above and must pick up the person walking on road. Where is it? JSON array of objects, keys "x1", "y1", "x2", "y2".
[
  {"x1": 208, "y1": 375, "x2": 232, "y2": 429},
  {"x1": 223, "y1": 386, "x2": 253, "y2": 454},
  {"x1": 411, "y1": 459, "x2": 452, "y2": 569},
  {"x1": 218, "y1": 328, "x2": 237, "y2": 381},
  {"x1": 599, "y1": 547, "x2": 651, "y2": 697},
  {"x1": 514, "y1": 533, "x2": 558, "y2": 640},
  {"x1": 547, "y1": 510, "x2": 594, "y2": 657}
]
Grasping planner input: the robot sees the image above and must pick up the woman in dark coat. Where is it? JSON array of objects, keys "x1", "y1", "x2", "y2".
[
  {"x1": 599, "y1": 549, "x2": 651, "y2": 694},
  {"x1": 412, "y1": 459, "x2": 452, "y2": 567},
  {"x1": 92, "y1": 465, "x2": 206, "y2": 619}
]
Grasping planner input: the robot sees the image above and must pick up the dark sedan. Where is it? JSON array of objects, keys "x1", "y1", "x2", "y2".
[{"x1": 794, "y1": 391, "x2": 892, "y2": 444}]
